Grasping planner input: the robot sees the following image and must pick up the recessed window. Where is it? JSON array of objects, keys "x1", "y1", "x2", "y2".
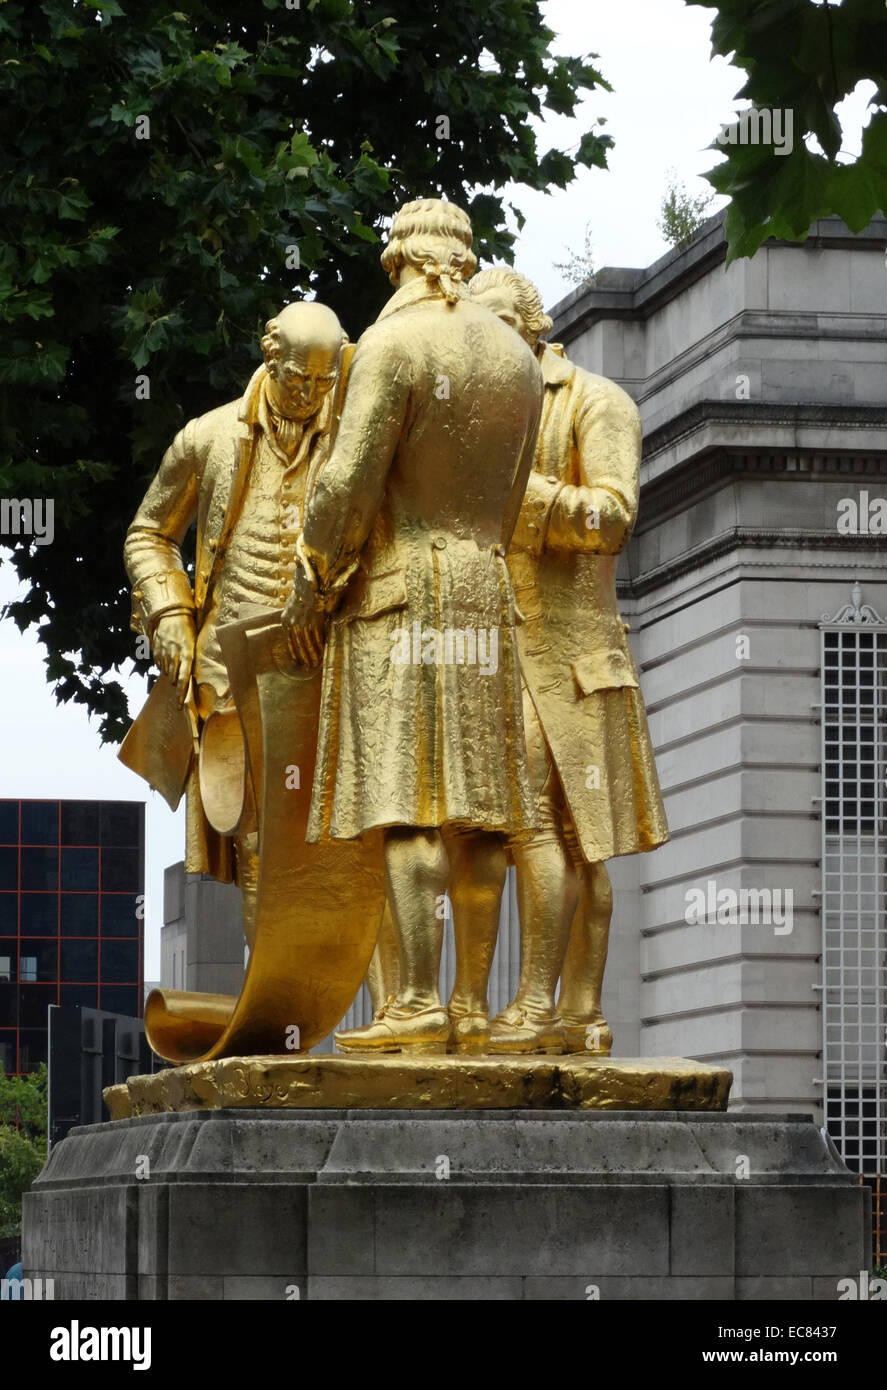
[
  {"x1": 19, "y1": 942, "x2": 56, "y2": 982},
  {"x1": 59, "y1": 985, "x2": 97, "y2": 1009},
  {"x1": 0, "y1": 849, "x2": 17, "y2": 892},
  {"x1": 0, "y1": 986, "x2": 16, "y2": 1028},
  {"x1": 61, "y1": 801, "x2": 99, "y2": 846},
  {"x1": 100, "y1": 895, "x2": 140, "y2": 937},
  {"x1": 19, "y1": 1030, "x2": 47, "y2": 1070},
  {"x1": 19, "y1": 986, "x2": 55, "y2": 1029},
  {"x1": 0, "y1": 803, "x2": 18, "y2": 846},
  {"x1": 60, "y1": 941, "x2": 98, "y2": 983},
  {"x1": 100, "y1": 986, "x2": 139, "y2": 1018},
  {"x1": 20, "y1": 894, "x2": 57, "y2": 936},
  {"x1": 21, "y1": 802, "x2": 59, "y2": 846},
  {"x1": 100, "y1": 940, "x2": 138, "y2": 984},
  {"x1": 61, "y1": 848, "x2": 99, "y2": 892},
  {"x1": 61, "y1": 894, "x2": 98, "y2": 937},
  {"x1": 820, "y1": 608, "x2": 887, "y2": 1182},
  {"x1": 20, "y1": 848, "x2": 58, "y2": 892},
  {"x1": 100, "y1": 803, "x2": 141, "y2": 848},
  {"x1": 100, "y1": 848, "x2": 140, "y2": 893}
]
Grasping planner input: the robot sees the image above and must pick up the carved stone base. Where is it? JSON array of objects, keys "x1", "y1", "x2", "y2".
[
  {"x1": 104, "y1": 1053, "x2": 732, "y2": 1117},
  {"x1": 23, "y1": 1108, "x2": 869, "y2": 1300}
]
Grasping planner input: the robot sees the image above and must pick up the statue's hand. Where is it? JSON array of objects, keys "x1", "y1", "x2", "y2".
[
  {"x1": 152, "y1": 613, "x2": 196, "y2": 705},
  {"x1": 282, "y1": 567, "x2": 326, "y2": 667}
]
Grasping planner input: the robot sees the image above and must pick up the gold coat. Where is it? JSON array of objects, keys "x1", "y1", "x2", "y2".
[
  {"x1": 301, "y1": 280, "x2": 544, "y2": 842},
  {"x1": 508, "y1": 343, "x2": 669, "y2": 863},
  {"x1": 123, "y1": 368, "x2": 334, "y2": 877}
]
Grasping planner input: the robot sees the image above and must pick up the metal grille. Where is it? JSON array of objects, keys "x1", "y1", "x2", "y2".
[{"x1": 820, "y1": 585, "x2": 887, "y2": 1177}]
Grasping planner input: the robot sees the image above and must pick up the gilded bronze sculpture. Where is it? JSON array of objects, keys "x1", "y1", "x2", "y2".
[
  {"x1": 470, "y1": 269, "x2": 669, "y2": 1055},
  {"x1": 116, "y1": 201, "x2": 672, "y2": 1090},
  {"x1": 120, "y1": 301, "x2": 386, "y2": 1061},
  {"x1": 282, "y1": 199, "x2": 543, "y2": 1053}
]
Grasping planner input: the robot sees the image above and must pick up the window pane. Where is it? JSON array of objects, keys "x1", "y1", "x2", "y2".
[
  {"x1": 19, "y1": 986, "x2": 54, "y2": 1028},
  {"x1": 0, "y1": 803, "x2": 18, "y2": 845},
  {"x1": 100, "y1": 986, "x2": 139, "y2": 1018},
  {"x1": 100, "y1": 895, "x2": 140, "y2": 937},
  {"x1": 20, "y1": 895, "x2": 57, "y2": 936},
  {"x1": 60, "y1": 985, "x2": 97, "y2": 1009},
  {"x1": 60, "y1": 848, "x2": 99, "y2": 892},
  {"x1": 20, "y1": 941, "x2": 56, "y2": 983},
  {"x1": 60, "y1": 940, "x2": 98, "y2": 982},
  {"x1": 0, "y1": 1034, "x2": 16, "y2": 1074},
  {"x1": 0, "y1": 896, "x2": 16, "y2": 933},
  {"x1": 61, "y1": 801, "x2": 99, "y2": 846},
  {"x1": 0, "y1": 985, "x2": 18, "y2": 1027},
  {"x1": 0, "y1": 849, "x2": 17, "y2": 892},
  {"x1": 60, "y1": 894, "x2": 98, "y2": 937},
  {"x1": 20, "y1": 848, "x2": 58, "y2": 891},
  {"x1": 20, "y1": 802, "x2": 59, "y2": 846},
  {"x1": 100, "y1": 803, "x2": 141, "y2": 848},
  {"x1": 100, "y1": 940, "x2": 138, "y2": 984},
  {"x1": 19, "y1": 1030, "x2": 47, "y2": 1071},
  {"x1": 101, "y1": 848, "x2": 140, "y2": 892},
  {"x1": 0, "y1": 956, "x2": 10, "y2": 983}
]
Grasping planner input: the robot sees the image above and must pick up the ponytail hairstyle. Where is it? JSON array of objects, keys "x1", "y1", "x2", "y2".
[{"x1": 381, "y1": 198, "x2": 477, "y2": 304}]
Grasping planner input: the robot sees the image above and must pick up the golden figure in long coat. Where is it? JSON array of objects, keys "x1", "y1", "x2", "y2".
[
  {"x1": 283, "y1": 200, "x2": 543, "y2": 1053},
  {"x1": 121, "y1": 302, "x2": 346, "y2": 944},
  {"x1": 469, "y1": 268, "x2": 669, "y2": 1054}
]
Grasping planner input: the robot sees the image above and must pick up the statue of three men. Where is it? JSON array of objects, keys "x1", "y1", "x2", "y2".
[{"x1": 123, "y1": 197, "x2": 667, "y2": 1065}]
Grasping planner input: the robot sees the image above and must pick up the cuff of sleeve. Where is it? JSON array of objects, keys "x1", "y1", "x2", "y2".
[
  {"x1": 130, "y1": 570, "x2": 195, "y2": 638},
  {"x1": 296, "y1": 533, "x2": 359, "y2": 614},
  {"x1": 510, "y1": 473, "x2": 563, "y2": 556}
]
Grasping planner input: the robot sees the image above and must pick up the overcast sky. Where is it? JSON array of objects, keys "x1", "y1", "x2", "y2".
[{"x1": 0, "y1": 0, "x2": 754, "y2": 978}]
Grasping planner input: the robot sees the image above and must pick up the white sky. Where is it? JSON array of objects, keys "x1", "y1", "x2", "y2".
[{"x1": 1, "y1": 0, "x2": 858, "y2": 979}]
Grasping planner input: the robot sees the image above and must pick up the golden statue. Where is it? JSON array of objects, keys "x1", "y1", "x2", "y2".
[
  {"x1": 466, "y1": 268, "x2": 669, "y2": 1054},
  {"x1": 282, "y1": 198, "x2": 543, "y2": 1054},
  {"x1": 106, "y1": 205, "x2": 730, "y2": 1119},
  {"x1": 119, "y1": 301, "x2": 386, "y2": 1061}
]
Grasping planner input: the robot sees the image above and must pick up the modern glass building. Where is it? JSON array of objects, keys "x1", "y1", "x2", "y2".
[{"x1": 0, "y1": 799, "x2": 145, "y2": 1074}]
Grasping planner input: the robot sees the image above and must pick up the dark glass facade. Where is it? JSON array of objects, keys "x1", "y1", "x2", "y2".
[{"x1": 0, "y1": 799, "x2": 145, "y2": 1073}]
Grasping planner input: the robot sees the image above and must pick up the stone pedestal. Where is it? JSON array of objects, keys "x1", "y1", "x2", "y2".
[{"x1": 23, "y1": 1109, "x2": 869, "y2": 1300}]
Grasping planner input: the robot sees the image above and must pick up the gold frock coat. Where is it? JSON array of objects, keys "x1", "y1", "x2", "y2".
[
  {"x1": 508, "y1": 342, "x2": 669, "y2": 863},
  {"x1": 300, "y1": 279, "x2": 544, "y2": 842},
  {"x1": 123, "y1": 367, "x2": 333, "y2": 877}
]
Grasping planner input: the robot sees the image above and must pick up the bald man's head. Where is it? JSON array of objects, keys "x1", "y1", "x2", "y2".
[{"x1": 261, "y1": 301, "x2": 347, "y2": 422}]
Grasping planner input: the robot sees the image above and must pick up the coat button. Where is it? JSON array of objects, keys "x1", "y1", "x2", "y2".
[
  {"x1": 208, "y1": 539, "x2": 218, "y2": 551},
  {"x1": 432, "y1": 536, "x2": 447, "y2": 550},
  {"x1": 491, "y1": 543, "x2": 506, "y2": 557}
]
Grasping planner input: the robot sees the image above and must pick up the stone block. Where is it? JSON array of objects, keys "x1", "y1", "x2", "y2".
[
  {"x1": 735, "y1": 1187, "x2": 865, "y2": 1276},
  {"x1": 309, "y1": 1276, "x2": 524, "y2": 1301},
  {"x1": 670, "y1": 1187, "x2": 735, "y2": 1276},
  {"x1": 166, "y1": 1184, "x2": 306, "y2": 1277},
  {"x1": 371, "y1": 1183, "x2": 670, "y2": 1277}
]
